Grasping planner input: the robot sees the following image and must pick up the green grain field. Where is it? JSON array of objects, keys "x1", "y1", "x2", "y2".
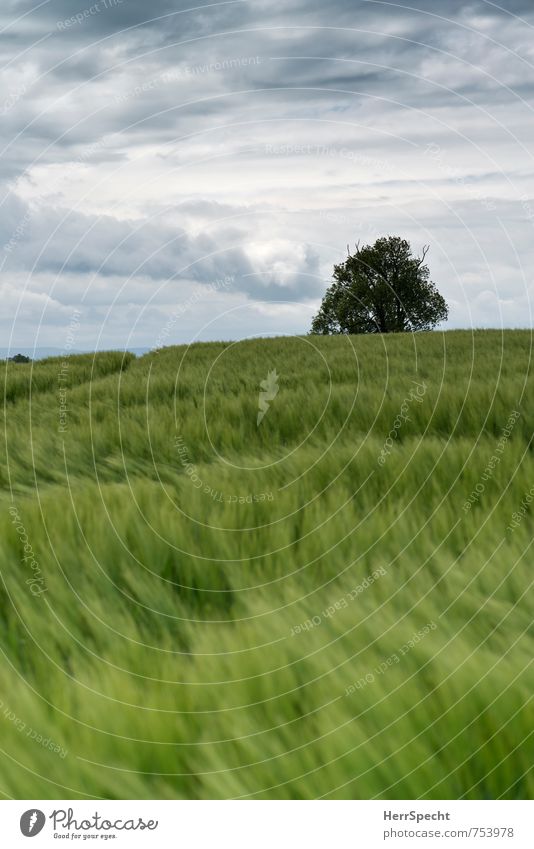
[{"x1": 0, "y1": 329, "x2": 532, "y2": 799}]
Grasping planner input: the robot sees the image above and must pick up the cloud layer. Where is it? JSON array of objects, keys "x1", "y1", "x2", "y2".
[{"x1": 1, "y1": 0, "x2": 533, "y2": 347}]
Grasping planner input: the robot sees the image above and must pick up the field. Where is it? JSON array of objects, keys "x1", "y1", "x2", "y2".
[{"x1": 0, "y1": 329, "x2": 532, "y2": 800}]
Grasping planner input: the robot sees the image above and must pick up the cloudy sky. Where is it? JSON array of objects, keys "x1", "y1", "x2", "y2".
[{"x1": 1, "y1": 0, "x2": 533, "y2": 350}]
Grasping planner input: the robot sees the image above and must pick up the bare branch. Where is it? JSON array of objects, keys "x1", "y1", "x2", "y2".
[{"x1": 416, "y1": 245, "x2": 430, "y2": 267}]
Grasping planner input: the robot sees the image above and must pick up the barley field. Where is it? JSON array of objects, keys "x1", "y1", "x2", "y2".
[{"x1": 0, "y1": 329, "x2": 532, "y2": 799}]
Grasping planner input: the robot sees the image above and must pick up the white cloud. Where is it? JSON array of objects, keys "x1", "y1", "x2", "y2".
[{"x1": 0, "y1": 0, "x2": 533, "y2": 346}]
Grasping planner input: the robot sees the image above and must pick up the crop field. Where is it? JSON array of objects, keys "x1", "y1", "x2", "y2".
[{"x1": 0, "y1": 329, "x2": 532, "y2": 799}]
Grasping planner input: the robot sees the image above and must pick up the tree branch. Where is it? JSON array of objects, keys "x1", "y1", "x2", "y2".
[{"x1": 416, "y1": 245, "x2": 430, "y2": 267}]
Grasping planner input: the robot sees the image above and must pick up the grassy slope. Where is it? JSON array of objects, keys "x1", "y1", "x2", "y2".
[{"x1": 0, "y1": 330, "x2": 532, "y2": 799}]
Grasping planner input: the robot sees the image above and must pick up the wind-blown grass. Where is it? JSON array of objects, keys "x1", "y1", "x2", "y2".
[{"x1": 0, "y1": 330, "x2": 532, "y2": 799}]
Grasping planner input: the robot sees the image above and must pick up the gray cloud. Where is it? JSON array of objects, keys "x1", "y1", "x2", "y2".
[
  {"x1": 1, "y1": 0, "x2": 533, "y2": 345},
  {"x1": 1, "y1": 194, "x2": 322, "y2": 303}
]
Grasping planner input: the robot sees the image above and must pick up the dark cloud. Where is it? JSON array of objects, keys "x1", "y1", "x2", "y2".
[{"x1": 1, "y1": 195, "x2": 323, "y2": 303}]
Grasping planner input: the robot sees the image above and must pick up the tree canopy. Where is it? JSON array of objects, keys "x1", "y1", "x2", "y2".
[{"x1": 311, "y1": 236, "x2": 448, "y2": 335}]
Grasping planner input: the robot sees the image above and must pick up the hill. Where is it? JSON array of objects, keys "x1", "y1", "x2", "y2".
[{"x1": 0, "y1": 330, "x2": 532, "y2": 799}]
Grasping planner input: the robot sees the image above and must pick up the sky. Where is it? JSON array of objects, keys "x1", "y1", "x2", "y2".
[{"x1": 1, "y1": 0, "x2": 534, "y2": 351}]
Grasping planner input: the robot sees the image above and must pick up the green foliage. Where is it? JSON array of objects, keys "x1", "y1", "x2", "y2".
[
  {"x1": 0, "y1": 331, "x2": 532, "y2": 799},
  {"x1": 311, "y1": 236, "x2": 449, "y2": 334},
  {"x1": 9, "y1": 353, "x2": 32, "y2": 363}
]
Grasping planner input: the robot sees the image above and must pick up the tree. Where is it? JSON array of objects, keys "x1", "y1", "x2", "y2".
[
  {"x1": 311, "y1": 236, "x2": 448, "y2": 335},
  {"x1": 9, "y1": 353, "x2": 31, "y2": 363}
]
